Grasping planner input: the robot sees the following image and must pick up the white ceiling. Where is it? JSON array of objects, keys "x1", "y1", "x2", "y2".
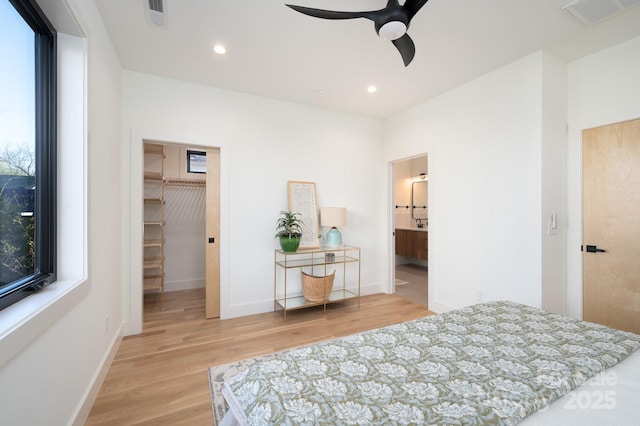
[{"x1": 94, "y1": 0, "x2": 640, "y2": 119}]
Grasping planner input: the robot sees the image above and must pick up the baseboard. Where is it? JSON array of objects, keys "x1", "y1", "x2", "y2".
[
  {"x1": 428, "y1": 298, "x2": 458, "y2": 314},
  {"x1": 165, "y1": 278, "x2": 205, "y2": 292},
  {"x1": 72, "y1": 322, "x2": 124, "y2": 426}
]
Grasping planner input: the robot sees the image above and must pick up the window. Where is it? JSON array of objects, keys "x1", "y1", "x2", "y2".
[
  {"x1": 0, "y1": 0, "x2": 56, "y2": 310},
  {"x1": 187, "y1": 150, "x2": 206, "y2": 174}
]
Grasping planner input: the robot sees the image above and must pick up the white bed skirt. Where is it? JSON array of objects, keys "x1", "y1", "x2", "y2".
[{"x1": 521, "y1": 349, "x2": 640, "y2": 425}]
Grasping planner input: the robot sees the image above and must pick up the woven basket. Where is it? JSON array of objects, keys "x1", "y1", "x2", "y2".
[{"x1": 301, "y1": 270, "x2": 335, "y2": 302}]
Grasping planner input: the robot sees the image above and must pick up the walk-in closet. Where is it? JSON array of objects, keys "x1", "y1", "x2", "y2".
[{"x1": 143, "y1": 142, "x2": 207, "y2": 312}]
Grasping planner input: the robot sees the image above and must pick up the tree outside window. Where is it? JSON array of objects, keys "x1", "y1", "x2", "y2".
[{"x1": 1, "y1": 0, "x2": 56, "y2": 309}]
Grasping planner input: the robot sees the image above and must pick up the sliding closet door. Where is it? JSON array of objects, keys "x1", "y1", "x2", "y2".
[
  {"x1": 206, "y1": 148, "x2": 221, "y2": 318},
  {"x1": 583, "y1": 118, "x2": 640, "y2": 334}
]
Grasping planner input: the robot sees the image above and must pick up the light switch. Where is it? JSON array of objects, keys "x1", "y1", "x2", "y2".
[{"x1": 547, "y1": 213, "x2": 558, "y2": 236}]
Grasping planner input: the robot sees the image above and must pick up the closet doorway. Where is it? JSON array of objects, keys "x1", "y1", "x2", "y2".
[
  {"x1": 392, "y1": 155, "x2": 428, "y2": 306},
  {"x1": 143, "y1": 141, "x2": 220, "y2": 319}
]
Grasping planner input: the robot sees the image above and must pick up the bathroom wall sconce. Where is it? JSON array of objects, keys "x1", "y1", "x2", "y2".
[
  {"x1": 411, "y1": 173, "x2": 428, "y2": 181},
  {"x1": 320, "y1": 207, "x2": 347, "y2": 246}
]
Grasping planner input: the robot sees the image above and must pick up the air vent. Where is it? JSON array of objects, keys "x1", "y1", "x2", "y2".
[
  {"x1": 147, "y1": 0, "x2": 165, "y2": 26},
  {"x1": 149, "y1": 0, "x2": 163, "y2": 13},
  {"x1": 563, "y1": 0, "x2": 640, "y2": 25}
]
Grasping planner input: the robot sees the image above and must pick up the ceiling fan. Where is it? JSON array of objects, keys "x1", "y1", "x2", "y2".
[{"x1": 285, "y1": 0, "x2": 430, "y2": 66}]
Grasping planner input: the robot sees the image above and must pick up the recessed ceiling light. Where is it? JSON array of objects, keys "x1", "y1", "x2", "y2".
[
  {"x1": 367, "y1": 85, "x2": 377, "y2": 93},
  {"x1": 213, "y1": 44, "x2": 226, "y2": 55}
]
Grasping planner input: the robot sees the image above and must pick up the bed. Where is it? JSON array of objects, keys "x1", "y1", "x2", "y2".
[{"x1": 221, "y1": 301, "x2": 640, "y2": 425}]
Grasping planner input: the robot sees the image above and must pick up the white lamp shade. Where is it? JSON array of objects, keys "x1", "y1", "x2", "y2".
[{"x1": 321, "y1": 207, "x2": 347, "y2": 228}]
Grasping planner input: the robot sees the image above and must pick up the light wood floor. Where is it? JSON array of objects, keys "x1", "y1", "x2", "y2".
[{"x1": 86, "y1": 289, "x2": 432, "y2": 425}]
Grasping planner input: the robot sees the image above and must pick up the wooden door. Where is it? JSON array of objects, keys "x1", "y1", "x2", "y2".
[
  {"x1": 205, "y1": 148, "x2": 221, "y2": 318},
  {"x1": 583, "y1": 118, "x2": 640, "y2": 334}
]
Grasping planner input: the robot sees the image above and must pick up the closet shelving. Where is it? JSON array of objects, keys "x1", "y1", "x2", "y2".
[{"x1": 143, "y1": 143, "x2": 165, "y2": 307}]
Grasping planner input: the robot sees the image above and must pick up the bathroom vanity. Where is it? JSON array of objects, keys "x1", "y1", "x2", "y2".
[{"x1": 395, "y1": 228, "x2": 428, "y2": 260}]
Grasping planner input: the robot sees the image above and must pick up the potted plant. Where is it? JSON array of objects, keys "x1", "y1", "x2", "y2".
[{"x1": 275, "y1": 210, "x2": 303, "y2": 252}]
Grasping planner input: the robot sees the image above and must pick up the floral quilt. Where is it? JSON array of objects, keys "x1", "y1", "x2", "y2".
[{"x1": 223, "y1": 301, "x2": 640, "y2": 425}]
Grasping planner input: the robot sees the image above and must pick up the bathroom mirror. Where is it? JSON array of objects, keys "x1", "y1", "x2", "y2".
[{"x1": 412, "y1": 181, "x2": 428, "y2": 220}]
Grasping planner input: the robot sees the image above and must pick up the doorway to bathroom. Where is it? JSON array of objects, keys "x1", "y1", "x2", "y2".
[{"x1": 392, "y1": 155, "x2": 428, "y2": 306}]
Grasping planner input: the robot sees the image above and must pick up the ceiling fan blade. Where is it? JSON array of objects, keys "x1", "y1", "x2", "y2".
[
  {"x1": 286, "y1": 5, "x2": 372, "y2": 20},
  {"x1": 392, "y1": 33, "x2": 416, "y2": 66},
  {"x1": 403, "y1": 0, "x2": 430, "y2": 20},
  {"x1": 287, "y1": 2, "x2": 425, "y2": 67}
]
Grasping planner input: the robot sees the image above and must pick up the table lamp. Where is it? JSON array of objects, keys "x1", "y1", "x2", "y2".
[{"x1": 321, "y1": 207, "x2": 347, "y2": 246}]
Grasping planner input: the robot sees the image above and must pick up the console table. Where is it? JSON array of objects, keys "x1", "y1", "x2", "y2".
[{"x1": 274, "y1": 245, "x2": 360, "y2": 319}]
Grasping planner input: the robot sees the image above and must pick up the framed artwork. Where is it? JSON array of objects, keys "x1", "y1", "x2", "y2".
[
  {"x1": 287, "y1": 181, "x2": 319, "y2": 248},
  {"x1": 186, "y1": 150, "x2": 207, "y2": 174}
]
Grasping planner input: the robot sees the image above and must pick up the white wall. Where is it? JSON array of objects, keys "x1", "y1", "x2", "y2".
[
  {"x1": 384, "y1": 52, "x2": 553, "y2": 313},
  {"x1": 566, "y1": 35, "x2": 640, "y2": 319},
  {"x1": 385, "y1": 37, "x2": 640, "y2": 316},
  {"x1": 540, "y1": 52, "x2": 568, "y2": 315},
  {"x1": 121, "y1": 72, "x2": 386, "y2": 326},
  {"x1": 0, "y1": 0, "x2": 124, "y2": 424}
]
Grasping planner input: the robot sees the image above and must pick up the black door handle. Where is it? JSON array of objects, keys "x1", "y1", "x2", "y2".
[{"x1": 583, "y1": 245, "x2": 606, "y2": 253}]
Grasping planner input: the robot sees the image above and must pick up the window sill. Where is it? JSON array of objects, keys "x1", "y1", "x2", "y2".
[{"x1": 0, "y1": 276, "x2": 89, "y2": 368}]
